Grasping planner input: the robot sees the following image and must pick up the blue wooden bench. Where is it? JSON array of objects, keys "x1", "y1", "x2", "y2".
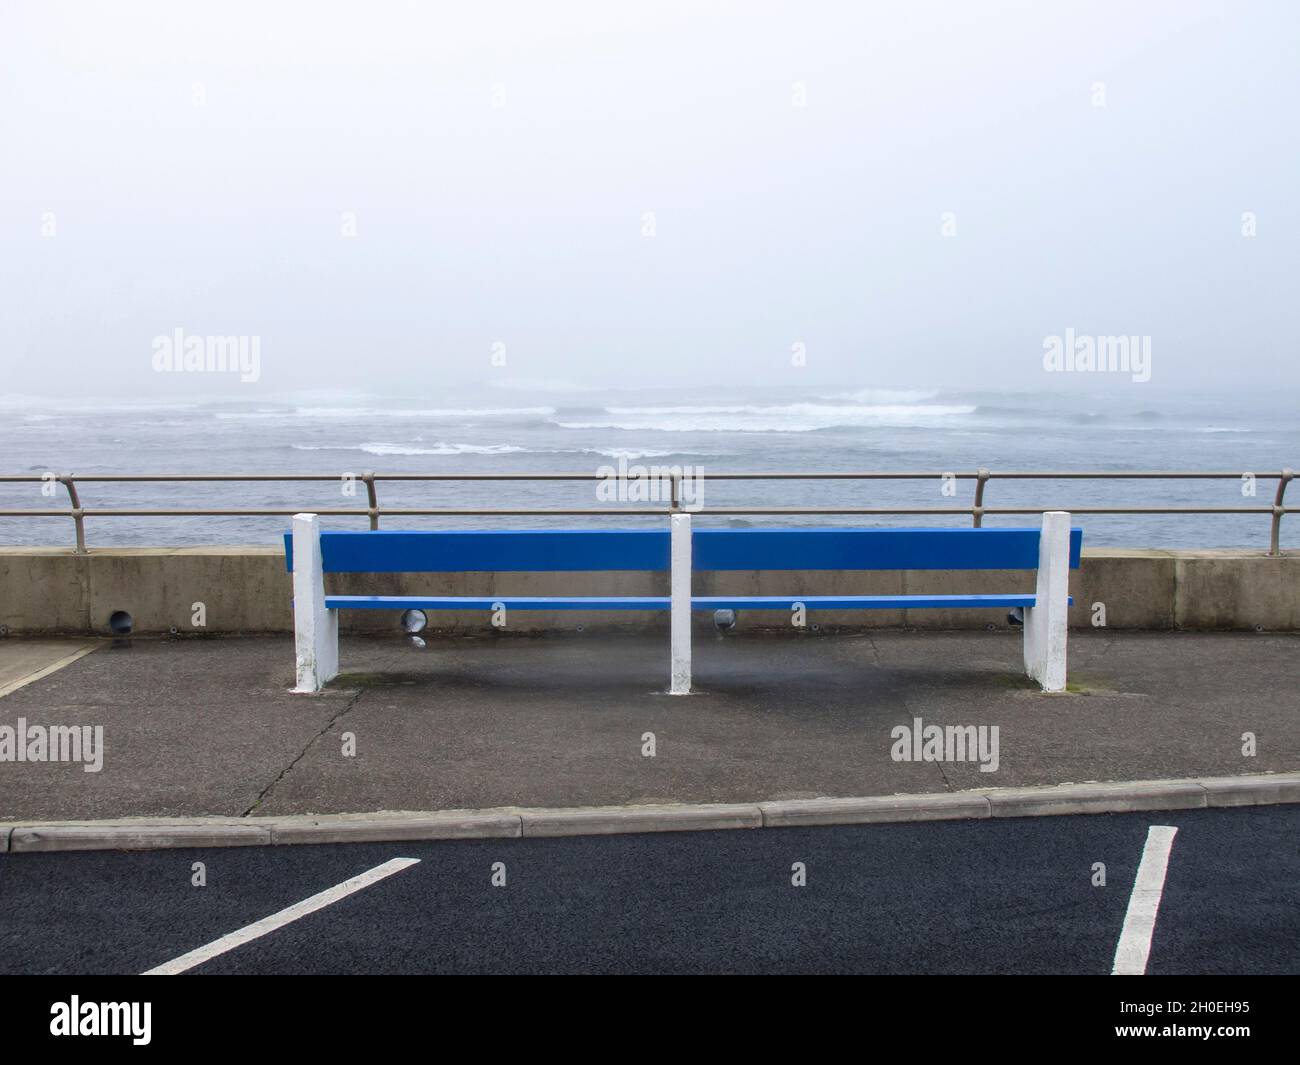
[{"x1": 285, "y1": 511, "x2": 1081, "y2": 693}]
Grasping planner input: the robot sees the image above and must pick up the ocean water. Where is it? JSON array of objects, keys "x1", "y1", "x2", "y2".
[{"x1": 1, "y1": 386, "x2": 1295, "y2": 550}]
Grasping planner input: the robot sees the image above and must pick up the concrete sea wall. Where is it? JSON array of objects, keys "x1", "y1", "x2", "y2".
[{"x1": 1, "y1": 547, "x2": 1297, "y2": 635}]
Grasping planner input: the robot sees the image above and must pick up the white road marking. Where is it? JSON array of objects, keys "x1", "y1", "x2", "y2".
[
  {"x1": 0, "y1": 641, "x2": 100, "y2": 699},
  {"x1": 142, "y1": 857, "x2": 420, "y2": 975},
  {"x1": 1111, "y1": 825, "x2": 1178, "y2": 975}
]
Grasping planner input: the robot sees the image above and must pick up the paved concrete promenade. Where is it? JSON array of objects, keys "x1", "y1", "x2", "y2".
[{"x1": 0, "y1": 630, "x2": 1295, "y2": 823}]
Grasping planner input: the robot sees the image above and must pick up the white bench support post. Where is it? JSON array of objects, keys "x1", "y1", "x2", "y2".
[
  {"x1": 292, "y1": 512, "x2": 339, "y2": 693},
  {"x1": 1023, "y1": 510, "x2": 1070, "y2": 692},
  {"x1": 669, "y1": 512, "x2": 692, "y2": 694}
]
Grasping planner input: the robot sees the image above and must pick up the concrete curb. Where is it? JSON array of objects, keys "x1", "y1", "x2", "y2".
[
  {"x1": 759, "y1": 792, "x2": 990, "y2": 826},
  {"x1": 269, "y1": 810, "x2": 522, "y2": 845},
  {"x1": 2, "y1": 772, "x2": 1298, "y2": 852},
  {"x1": 984, "y1": 779, "x2": 1209, "y2": 818},
  {"x1": 520, "y1": 802, "x2": 763, "y2": 837},
  {"x1": 9, "y1": 821, "x2": 272, "y2": 852}
]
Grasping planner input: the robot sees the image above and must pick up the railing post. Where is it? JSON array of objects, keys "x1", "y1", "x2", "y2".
[
  {"x1": 972, "y1": 468, "x2": 989, "y2": 527},
  {"x1": 669, "y1": 512, "x2": 692, "y2": 694},
  {"x1": 362, "y1": 471, "x2": 379, "y2": 529},
  {"x1": 1271, "y1": 469, "x2": 1293, "y2": 556},
  {"x1": 291, "y1": 513, "x2": 339, "y2": 692},
  {"x1": 1023, "y1": 511, "x2": 1071, "y2": 692},
  {"x1": 60, "y1": 474, "x2": 86, "y2": 554}
]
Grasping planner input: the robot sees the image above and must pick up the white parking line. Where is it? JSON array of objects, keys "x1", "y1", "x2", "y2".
[
  {"x1": 1111, "y1": 825, "x2": 1178, "y2": 975},
  {"x1": 142, "y1": 857, "x2": 420, "y2": 975}
]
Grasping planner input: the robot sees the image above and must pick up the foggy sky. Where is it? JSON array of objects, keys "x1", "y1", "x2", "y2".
[{"x1": 2, "y1": 0, "x2": 1297, "y2": 403}]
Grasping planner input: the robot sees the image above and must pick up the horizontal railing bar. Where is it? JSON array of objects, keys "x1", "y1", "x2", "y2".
[
  {"x1": 0, "y1": 470, "x2": 1293, "y2": 483},
  {"x1": 2, "y1": 465, "x2": 1289, "y2": 553},
  {"x1": 426, "y1": 470, "x2": 1268, "y2": 479},
  {"x1": 1, "y1": 507, "x2": 1291, "y2": 517},
  {"x1": 0, "y1": 474, "x2": 349, "y2": 482}
]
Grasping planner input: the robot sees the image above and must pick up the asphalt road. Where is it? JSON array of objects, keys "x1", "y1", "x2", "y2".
[{"x1": 2, "y1": 806, "x2": 1296, "y2": 975}]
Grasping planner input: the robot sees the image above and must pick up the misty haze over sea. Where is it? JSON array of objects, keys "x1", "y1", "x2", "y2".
[
  {"x1": 2, "y1": 384, "x2": 1295, "y2": 550},
  {"x1": 4, "y1": 4, "x2": 1297, "y2": 558}
]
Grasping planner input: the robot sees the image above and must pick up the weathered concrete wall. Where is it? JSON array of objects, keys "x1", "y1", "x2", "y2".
[{"x1": 0, "y1": 546, "x2": 1296, "y2": 635}]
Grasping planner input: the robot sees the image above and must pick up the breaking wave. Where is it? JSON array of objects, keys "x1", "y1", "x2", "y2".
[
  {"x1": 219, "y1": 407, "x2": 555, "y2": 420},
  {"x1": 549, "y1": 402, "x2": 977, "y2": 433},
  {"x1": 291, "y1": 443, "x2": 714, "y2": 459}
]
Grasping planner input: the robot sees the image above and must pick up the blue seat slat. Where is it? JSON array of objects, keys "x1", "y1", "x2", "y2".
[
  {"x1": 692, "y1": 528, "x2": 1082, "y2": 571},
  {"x1": 323, "y1": 593, "x2": 1070, "y2": 611},
  {"x1": 287, "y1": 529, "x2": 669, "y2": 574},
  {"x1": 692, "y1": 594, "x2": 1050, "y2": 610},
  {"x1": 286, "y1": 527, "x2": 1082, "y2": 574},
  {"x1": 326, "y1": 595, "x2": 670, "y2": 610}
]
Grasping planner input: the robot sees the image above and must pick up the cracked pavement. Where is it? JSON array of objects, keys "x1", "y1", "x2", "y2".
[{"x1": 0, "y1": 630, "x2": 1296, "y2": 821}]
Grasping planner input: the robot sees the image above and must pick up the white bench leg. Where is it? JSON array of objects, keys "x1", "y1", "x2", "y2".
[
  {"x1": 292, "y1": 512, "x2": 339, "y2": 693},
  {"x1": 1024, "y1": 510, "x2": 1070, "y2": 692},
  {"x1": 670, "y1": 512, "x2": 692, "y2": 694}
]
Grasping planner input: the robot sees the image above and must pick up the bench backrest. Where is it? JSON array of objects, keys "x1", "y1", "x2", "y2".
[{"x1": 284, "y1": 527, "x2": 1083, "y2": 574}]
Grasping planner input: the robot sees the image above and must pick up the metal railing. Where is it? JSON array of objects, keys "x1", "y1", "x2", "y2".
[{"x1": 0, "y1": 468, "x2": 1294, "y2": 554}]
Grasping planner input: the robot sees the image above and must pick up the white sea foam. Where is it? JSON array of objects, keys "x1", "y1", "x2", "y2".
[
  {"x1": 552, "y1": 403, "x2": 977, "y2": 433},
  {"x1": 291, "y1": 442, "x2": 707, "y2": 459},
  {"x1": 219, "y1": 406, "x2": 555, "y2": 420},
  {"x1": 293, "y1": 442, "x2": 529, "y2": 456},
  {"x1": 579, "y1": 447, "x2": 679, "y2": 459}
]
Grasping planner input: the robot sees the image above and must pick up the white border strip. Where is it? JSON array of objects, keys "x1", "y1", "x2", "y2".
[
  {"x1": 1111, "y1": 825, "x2": 1178, "y2": 975},
  {"x1": 142, "y1": 857, "x2": 419, "y2": 975},
  {"x1": 0, "y1": 642, "x2": 99, "y2": 699}
]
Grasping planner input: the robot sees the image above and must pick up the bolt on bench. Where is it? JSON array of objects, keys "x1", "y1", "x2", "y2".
[{"x1": 285, "y1": 511, "x2": 1080, "y2": 694}]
